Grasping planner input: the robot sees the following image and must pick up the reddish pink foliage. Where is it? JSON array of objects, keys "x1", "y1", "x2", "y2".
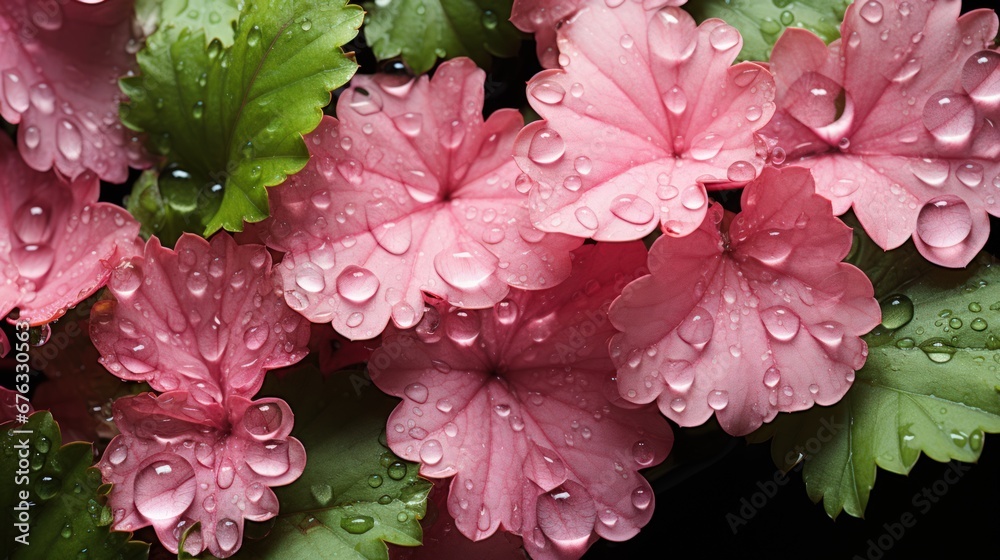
[
  {"x1": 92, "y1": 233, "x2": 310, "y2": 557},
  {"x1": 249, "y1": 57, "x2": 581, "y2": 340},
  {"x1": 514, "y1": 2, "x2": 774, "y2": 242},
  {"x1": 761, "y1": 0, "x2": 1000, "y2": 267},
  {"x1": 1, "y1": 386, "x2": 32, "y2": 424},
  {"x1": 369, "y1": 242, "x2": 672, "y2": 560},
  {"x1": 511, "y1": 0, "x2": 689, "y2": 68},
  {"x1": 0, "y1": 0, "x2": 149, "y2": 182},
  {"x1": 0, "y1": 132, "x2": 140, "y2": 356},
  {"x1": 89, "y1": 234, "x2": 309, "y2": 404},
  {"x1": 98, "y1": 391, "x2": 306, "y2": 557},
  {"x1": 609, "y1": 167, "x2": 880, "y2": 436}
]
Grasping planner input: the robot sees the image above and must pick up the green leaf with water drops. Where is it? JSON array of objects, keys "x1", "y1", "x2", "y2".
[
  {"x1": 0, "y1": 412, "x2": 149, "y2": 560},
  {"x1": 753, "y1": 231, "x2": 1000, "y2": 518},
  {"x1": 235, "y1": 367, "x2": 432, "y2": 560},
  {"x1": 686, "y1": 0, "x2": 852, "y2": 62},
  {"x1": 363, "y1": 0, "x2": 522, "y2": 75},
  {"x1": 121, "y1": 0, "x2": 363, "y2": 236},
  {"x1": 157, "y1": 0, "x2": 242, "y2": 47}
]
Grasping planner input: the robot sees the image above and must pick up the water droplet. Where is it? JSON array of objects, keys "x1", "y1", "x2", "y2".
[
  {"x1": 957, "y1": 162, "x2": 984, "y2": 188},
  {"x1": 708, "y1": 24, "x2": 739, "y2": 51},
  {"x1": 859, "y1": 1, "x2": 884, "y2": 24},
  {"x1": 387, "y1": 461, "x2": 407, "y2": 480},
  {"x1": 57, "y1": 120, "x2": 83, "y2": 160},
  {"x1": 133, "y1": 456, "x2": 197, "y2": 519},
  {"x1": 335, "y1": 265, "x2": 379, "y2": 303},
  {"x1": 247, "y1": 25, "x2": 262, "y2": 46},
  {"x1": 785, "y1": 72, "x2": 845, "y2": 128},
  {"x1": 726, "y1": 161, "x2": 756, "y2": 182},
  {"x1": 663, "y1": 86, "x2": 687, "y2": 115},
  {"x1": 530, "y1": 81, "x2": 566, "y2": 105},
  {"x1": 679, "y1": 186, "x2": 706, "y2": 210},
  {"x1": 419, "y1": 439, "x2": 444, "y2": 465},
  {"x1": 527, "y1": 128, "x2": 565, "y2": 164},
  {"x1": 707, "y1": 390, "x2": 729, "y2": 410},
  {"x1": 971, "y1": 318, "x2": 988, "y2": 331},
  {"x1": 631, "y1": 486, "x2": 651, "y2": 509},
  {"x1": 761, "y1": 306, "x2": 800, "y2": 341},
  {"x1": 880, "y1": 294, "x2": 914, "y2": 329},
  {"x1": 919, "y1": 338, "x2": 955, "y2": 363},
  {"x1": 368, "y1": 474, "x2": 383, "y2": 488},
  {"x1": 393, "y1": 112, "x2": 423, "y2": 137},
  {"x1": 434, "y1": 244, "x2": 498, "y2": 290},
  {"x1": 216, "y1": 519, "x2": 239, "y2": 552},
  {"x1": 764, "y1": 366, "x2": 781, "y2": 387},
  {"x1": 243, "y1": 402, "x2": 284, "y2": 438},
  {"x1": 688, "y1": 133, "x2": 724, "y2": 161},
  {"x1": 575, "y1": 206, "x2": 599, "y2": 230},
  {"x1": 962, "y1": 51, "x2": 1000, "y2": 104},
  {"x1": 632, "y1": 441, "x2": 654, "y2": 466},
  {"x1": 922, "y1": 91, "x2": 975, "y2": 144},
  {"x1": 350, "y1": 87, "x2": 383, "y2": 115},
  {"x1": 404, "y1": 383, "x2": 429, "y2": 404},
  {"x1": 678, "y1": 307, "x2": 714, "y2": 348},
  {"x1": 610, "y1": 195, "x2": 655, "y2": 224},
  {"x1": 916, "y1": 196, "x2": 972, "y2": 248},
  {"x1": 481, "y1": 9, "x2": 499, "y2": 29}
]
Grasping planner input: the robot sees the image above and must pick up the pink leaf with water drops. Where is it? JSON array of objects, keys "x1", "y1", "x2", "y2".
[
  {"x1": 249, "y1": 57, "x2": 581, "y2": 340},
  {"x1": 0, "y1": 133, "x2": 140, "y2": 347},
  {"x1": 98, "y1": 391, "x2": 306, "y2": 558},
  {"x1": 511, "y1": 0, "x2": 689, "y2": 68},
  {"x1": 0, "y1": 0, "x2": 150, "y2": 182},
  {"x1": 89, "y1": 233, "x2": 310, "y2": 403},
  {"x1": 513, "y1": 2, "x2": 774, "y2": 241},
  {"x1": 761, "y1": 0, "x2": 1000, "y2": 267},
  {"x1": 609, "y1": 167, "x2": 881, "y2": 436},
  {"x1": 369, "y1": 242, "x2": 672, "y2": 560}
]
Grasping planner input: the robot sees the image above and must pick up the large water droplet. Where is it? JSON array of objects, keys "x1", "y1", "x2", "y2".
[
  {"x1": 708, "y1": 24, "x2": 739, "y2": 51},
  {"x1": 340, "y1": 515, "x2": 375, "y2": 534},
  {"x1": 678, "y1": 307, "x2": 714, "y2": 348},
  {"x1": 916, "y1": 196, "x2": 972, "y2": 248},
  {"x1": 707, "y1": 390, "x2": 729, "y2": 410},
  {"x1": 761, "y1": 306, "x2": 800, "y2": 341},
  {"x1": 527, "y1": 128, "x2": 566, "y2": 164},
  {"x1": 393, "y1": 112, "x2": 423, "y2": 137},
  {"x1": 880, "y1": 294, "x2": 914, "y2": 329},
  {"x1": 859, "y1": 0, "x2": 884, "y2": 24},
  {"x1": 631, "y1": 441, "x2": 654, "y2": 466},
  {"x1": 3, "y1": 71, "x2": 29, "y2": 113},
  {"x1": 434, "y1": 244, "x2": 498, "y2": 290},
  {"x1": 956, "y1": 162, "x2": 984, "y2": 188},
  {"x1": 688, "y1": 133, "x2": 724, "y2": 161},
  {"x1": 610, "y1": 195, "x2": 655, "y2": 224},
  {"x1": 531, "y1": 81, "x2": 566, "y2": 105},
  {"x1": 336, "y1": 265, "x2": 379, "y2": 302},
  {"x1": 243, "y1": 402, "x2": 284, "y2": 438},
  {"x1": 215, "y1": 519, "x2": 240, "y2": 553},
  {"x1": 663, "y1": 86, "x2": 687, "y2": 115},
  {"x1": 922, "y1": 91, "x2": 975, "y2": 144},
  {"x1": 57, "y1": 120, "x2": 83, "y2": 161},
  {"x1": 785, "y1": 72, "x2": 845, "y2": 129},
  {"x1": 962, "y1": 51, "x2": 1000, "y2": 104},
  {"x1": 404, "y1": 383, "x2": 429, "y2": 404},
  {"x1": 419, "y1": 439, "x2": 444, "y2": 465},
  {"x1": 349, "y1": 87, "x2": 383, "y2": 116},
  {"x1": 133, "y1": 455, "x2": 197, "y2": 519}
]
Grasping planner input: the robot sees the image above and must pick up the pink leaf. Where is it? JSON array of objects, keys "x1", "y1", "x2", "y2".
[
  {"x1": 98, "y1": 391, "x2": 306, "y2": 558},
  {"x1": 609, "y1": 167, "x2": 881, "y2": 436},
  {"x1": 89, "y1": 233, "x2": 309, "y2": 403},
  {"x1": 369, "y1": 242, "x2": 672, "y2": 560},
  {"x1": 0, "y1": 0, "x2": 151, "y2": 182},
  {"x1": 761, "y1": 0, "x2": 1000, "y2": 267},
  {"x1": 513, "y1": 2, "x2": 774, "y2": 241},
  {"x1": 511, "y1": 0, "x2": 689, "y2": 68},
  {"x1": 0, "y1": 132, "x2": 140, "y2": 354},
  {"x1": 250, "y1": 58, "x2": 581, "y2": 340}
]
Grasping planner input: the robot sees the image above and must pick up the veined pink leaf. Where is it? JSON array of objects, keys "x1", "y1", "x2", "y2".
[
  {"x1": 762, "y1": 0, "x2": 1000, "y2": 267},
  {"x1": 89, "y1": 233, "x2": 310, "y2": 403},
  {"x1": 250, "y1": 57, "x2": 581, "y2": 340},
  {"x1": 369, "y1": 242, "x2": 672, "y2": 560},
  {"x1": 0, "y1": 0, "x2": 150, "y2": 182},
  {"x1": 514, "y1": 2, "x2": 774, "y2": 241},
  {"x1": 609, "y1": 167, "x2": 881, "y2": 436}
]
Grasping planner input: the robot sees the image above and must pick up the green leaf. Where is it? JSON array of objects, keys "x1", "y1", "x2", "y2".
[
  {"x1": 0, "y1": 412, "x2": 149, "y2": 560},
  {"x1": 686, "y1": 0, "x2": 851, "y2": 62},
  {"x1": 158, "y1": 0, "x2": 242, "y2": 46},
  {"x1": 363, "y1": 0, "x2": 522, "y2": 75},
  {"x1": 124, "y1": 168, "x2": 226, "y2": 247},
  {"x1": 121, "y1": 0, "x2": 363, "y2": 235},
  {"x1": 236, "y1": 367, "x2": 432, "y2": 559},
  {"x1": 754, "y1": 227, "x2": 1000, "y2": 518}
]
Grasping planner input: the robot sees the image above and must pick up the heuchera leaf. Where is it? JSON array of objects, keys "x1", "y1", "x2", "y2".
[
  {"x1": 685, "y1": 0, "x2": 851, "y2": 62},
  {"x1": 250, "y1": 58, "x2": 581, "y2": 340},
  {"x1": 0, "y1": 132, "x2": 141, "y2": 356},
  {"x1": 236, "y1": 366, "x2": 433, "y2": 560},
  {"x1": 0, "y1": 412, "x2": 150, "y2": 560},
  {"x1": 512, "y1": 0, "x2": 688, "y2": 69},
  {"x1": 760, "y1": 0, "x2": 1000, "y2": 267},
  {"x1": 754, "y1": 229, "x2": 1000, "y2": 518},
  {"x1": 0, "y1": 0, "x2": 151, "y2": 182},
  {"x1": 609, "y1": 167, "x2": 881, "y2": 436},
  {"x1": 89, "y1": 233, "x2": 310, "y2": 403},
  {"x1": 120, "y1": 0, "x2": 363, "y2": 235},
  {"x1": 369, "y1": 242, "x2": 673, "y2": 560},
  {"x1": 363, "y1": 0, "x2": 522, "y2": 75},
  {"x1": 514, "y1": 2, "x2": 775, "y2": 241}
]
